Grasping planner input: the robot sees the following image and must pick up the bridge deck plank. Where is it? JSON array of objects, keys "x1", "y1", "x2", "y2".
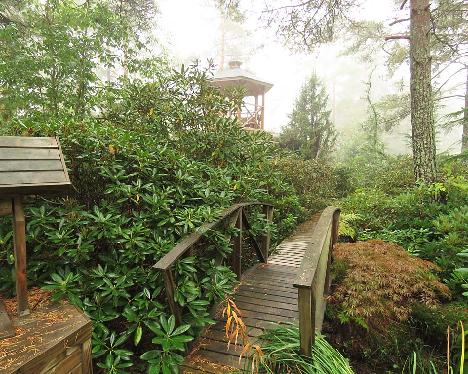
[{"x1": 182, "y1": 215, "x2": 320, "y2": 372}]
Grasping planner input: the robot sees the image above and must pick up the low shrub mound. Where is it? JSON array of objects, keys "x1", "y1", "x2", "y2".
[{"x1": 329, "y1": 240, "x2": 450, "y2": 330}]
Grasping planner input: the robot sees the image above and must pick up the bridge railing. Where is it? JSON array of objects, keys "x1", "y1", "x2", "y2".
[
  {"x1": 293, "y1": 206, "x2": 340, "y2": 356},
  {"x1": 153, "y1": 202, "x2": 273, "y2": 326}
]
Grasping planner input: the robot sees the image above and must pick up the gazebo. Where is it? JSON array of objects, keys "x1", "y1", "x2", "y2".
[{"x1": 212, "y1": 61, "x2": 273, "y2": 130}]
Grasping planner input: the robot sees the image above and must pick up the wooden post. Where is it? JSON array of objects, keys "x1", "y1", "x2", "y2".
[
  {"x1": 297, "y1": 286, "x2": 315, "y2": 356},
  {"x1": 260, "y1": 205, "x2": 273, "y2": 262},
  {"x1": 81, "y1": 339, "x2": 93, "y2": 374},
  {"x1": 332, "y1": 209, "x2": 340, "y2": 245},
  {"x1": 12, "y1": 197, "x2": 29, "y2": 316},
  {"x1": 162, "y1": 268, "x2": 182, "y2": 325},
  {"x1": 325, "y1": 210, "x2": 340, "y2": 294},
  {"x1": 232, "y1": 208, "x2": 243, "y2": 278},
  {"x1": 261, "y1": 92, "x2": 265, "y2": 130}
]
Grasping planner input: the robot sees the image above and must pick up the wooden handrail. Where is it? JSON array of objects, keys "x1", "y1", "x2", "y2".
[
  {"x1": 293, "y1": 206, "x2": 340, "y2": 356},
  {"x1": 153, "y1": 202, "x2": 274, "y2": 325}
]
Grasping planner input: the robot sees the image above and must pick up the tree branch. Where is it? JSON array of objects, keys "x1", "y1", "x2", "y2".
[
  {"x1": 262, "y1": 0, "x2": 312, "y2": 13},
  {"x1": 385, "y1": 34, "x2": 410, "y2": 41},
  {"x1": 389, "y1": 18, "x2": 410, "y2": 26},
  {"x1": 400, "y1": 0, "x2": 408, "y2": 10},
  {"x1": 437, "y1": 95, "x2": 465, "y2": 100}
]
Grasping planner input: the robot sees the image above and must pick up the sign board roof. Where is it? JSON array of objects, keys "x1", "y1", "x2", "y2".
[{"x1": 0, "y1": 136, "x2": 71, "y2": 195}]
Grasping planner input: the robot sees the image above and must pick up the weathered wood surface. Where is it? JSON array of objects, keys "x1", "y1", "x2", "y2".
[
  {"x1": 12, "y1": 198, "x2": 29, "y2": 316},
  {"x1": 293, "y1": 207, "x2": 340, "y2": 356},
  {"x1": 0, "y1": 136, "x2": 70, "y2": 195},
  {"x1": 0, "y1": 300, "x2": 92, "y2": 374},
  {"x1": 182, "y1": 216, "x2": 320, "y2": 373},
  {"x1": 0, "y1": 302, "x2": 14, "y2": 340}
]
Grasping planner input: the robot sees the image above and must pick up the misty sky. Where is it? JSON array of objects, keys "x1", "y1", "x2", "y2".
[{"x1": 154, "y1": 0, "x2": 464, "y2": 154}]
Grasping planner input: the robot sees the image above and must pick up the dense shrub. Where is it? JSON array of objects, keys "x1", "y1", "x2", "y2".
[
  {"x1": 410, "y1": 302, "x2": 467, "y2": 349},
  {"x1": 326, "y1": 241, "x2": 454, "y2": 372},
  {"x1": 339, "y1": 153, "x2": 415, "y2": 194},
  {"x1": 275, "y1": 155, "x2": 351, "y2": 214},
  {"x1": 339, "y1": 162, "x2": 468, "y2": 293},
  {"x1": 0, "y1": 66, "x2": 305, "y2": 373},
  {"x1": 329, "y1": 241, "x2": 450, "y2": 329}
]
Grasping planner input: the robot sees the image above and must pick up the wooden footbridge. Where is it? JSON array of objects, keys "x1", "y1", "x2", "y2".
[{"x1": 154, "y1": 203, "x2": 340, "y2": 373}]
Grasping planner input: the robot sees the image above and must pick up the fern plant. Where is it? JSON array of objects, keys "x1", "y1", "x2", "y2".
[{"x1": 338, "y1": 213, "x2": 361, "y2": 240}]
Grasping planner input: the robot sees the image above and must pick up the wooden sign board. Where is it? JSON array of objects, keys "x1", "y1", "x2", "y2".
[
  {"x1": 0, "y1": 136, "x2": 71, "y2": 331},
  {"x1": 0, "y1": 136, "x2": 71, "y2": 196}
]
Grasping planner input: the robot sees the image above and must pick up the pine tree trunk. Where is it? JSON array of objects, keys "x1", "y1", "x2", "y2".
[
  {"x1": 462, "y1": 66, "x2": 468, "y2": 153},
  {"x1": 410, "y1": 0, "x2": 437, "y2": 183}
]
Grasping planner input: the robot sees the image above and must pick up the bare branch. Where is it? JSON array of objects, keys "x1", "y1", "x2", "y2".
[
  {"x1": 389, "y1": 18, "x2": 410, "y2": 26},
  {"x1": 400, "y1": 0, "x2": 408, "y2": 10},
  {"x1": 261, "y1": 0, "x2": 312, "y2": 13},
  {"x1": 385, "y1": 34, "x2": 410, "y2": 41},
  {"x1": 437, "y1": 95, "x2": 465, "y2": 100}
]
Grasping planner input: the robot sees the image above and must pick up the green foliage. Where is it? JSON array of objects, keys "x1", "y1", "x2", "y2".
[
  {"x1": 338, "y1": 213, "x2": 361, "y2": 240},
  {"x1": 274, "y1": 155, "x2": 350, "y2": 214},
  {"x1": 339, "y1": 158, "x2": 468, "y2": 293},
  {"x1": 0, "y1": 1, "x2": 122, "y2": 120},
  {"x1": 246, "y1": 323, "x2": 354, "y2": 374},
  {"x1": 410, "y1": 302, "x2": 467, "y2": 349},
  {"x1": 330, "y1": 155, "x2": 467, "y2": 372},
  {"x1": 453, "y1": 260, "x2": 468, "y2": 297},
  {"x1": 140, "y1": 315, "x2": 193, "y2": 374},
  {"x1": 0, "y1": 61, "x2": 306, "y2": 372},
  {"x1": 402, "y1": 351, "x2": 440, "y2": 374},
  {"x1": 339, "y1": 152, "x2": 415, "y2": 194},
  {"x1": 404, "y1": 315, "x2": 466, "y2": 374},
  {"x1": 279, "y1": 73, "x2": 337, "y2": 160}
]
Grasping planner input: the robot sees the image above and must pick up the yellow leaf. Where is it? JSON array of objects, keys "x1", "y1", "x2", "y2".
[{"x1": 239, "y1": 342, "x2": 251, "y2": 362}]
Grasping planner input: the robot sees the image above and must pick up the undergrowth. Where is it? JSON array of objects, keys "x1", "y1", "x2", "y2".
[{"x1": 250, "y1": 324, "x2": 354, "y2": 374}]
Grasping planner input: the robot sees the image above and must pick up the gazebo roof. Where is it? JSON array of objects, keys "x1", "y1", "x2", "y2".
[{"x1": 212, "y1": 61, "x2": 273, "y2": 96}]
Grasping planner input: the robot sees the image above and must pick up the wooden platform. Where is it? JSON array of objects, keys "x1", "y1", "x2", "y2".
[
  {"x1": 181, "y1": 216, "x2": 320, "y2": 373},
  {"x1": 0, "y1": 298, "x2": 92, "y2": 374}
]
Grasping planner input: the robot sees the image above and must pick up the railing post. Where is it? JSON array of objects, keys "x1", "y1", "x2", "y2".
[
  {"x1": 232, "y1": 208, "x2": 243, "y2": 279},
  {"x1": 162, "y1": 268, "x2": 182, "y2": 326},
  {"x1": 297, "y1": 286, "x2": 315, "y2": 356},
  {"x1": 332, "y1": 209, "x2": 340, "y2": 246},
  {"x1": 325, "y1": 209, "x2": 341, "y2": 295},
  {"x1": 260, "y1": 205, "x2": 273, "y2": 263}
]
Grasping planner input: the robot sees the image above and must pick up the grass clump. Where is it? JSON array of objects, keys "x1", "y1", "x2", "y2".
[{"x1": 244, "y1": 323, "x2": 354, "y2": 374}]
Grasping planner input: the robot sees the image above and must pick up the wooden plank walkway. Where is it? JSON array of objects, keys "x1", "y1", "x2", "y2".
[{"x1": 181, "y1": 216, "x2": 320, "y2": 373}]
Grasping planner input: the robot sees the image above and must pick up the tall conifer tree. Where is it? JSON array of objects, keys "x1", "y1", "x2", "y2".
[{"x1": 280, "y1": 74, "x2": 336, "y2": 160}]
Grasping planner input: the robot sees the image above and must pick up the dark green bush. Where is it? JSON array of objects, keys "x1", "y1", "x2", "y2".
[
  {"x1": 275, "y1": 154, "x2": 350, "y2": 214},
  {"x1": 410, "y1": 302, "x2": 468, "y2": 349},
  {"x1": 339, "y1": 152, "x2": 415, "y2": 194}
]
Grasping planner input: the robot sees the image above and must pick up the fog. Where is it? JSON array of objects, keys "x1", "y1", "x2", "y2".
[{"x1": 155, "y1": 0, "x2": 464, "y2": 154}]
